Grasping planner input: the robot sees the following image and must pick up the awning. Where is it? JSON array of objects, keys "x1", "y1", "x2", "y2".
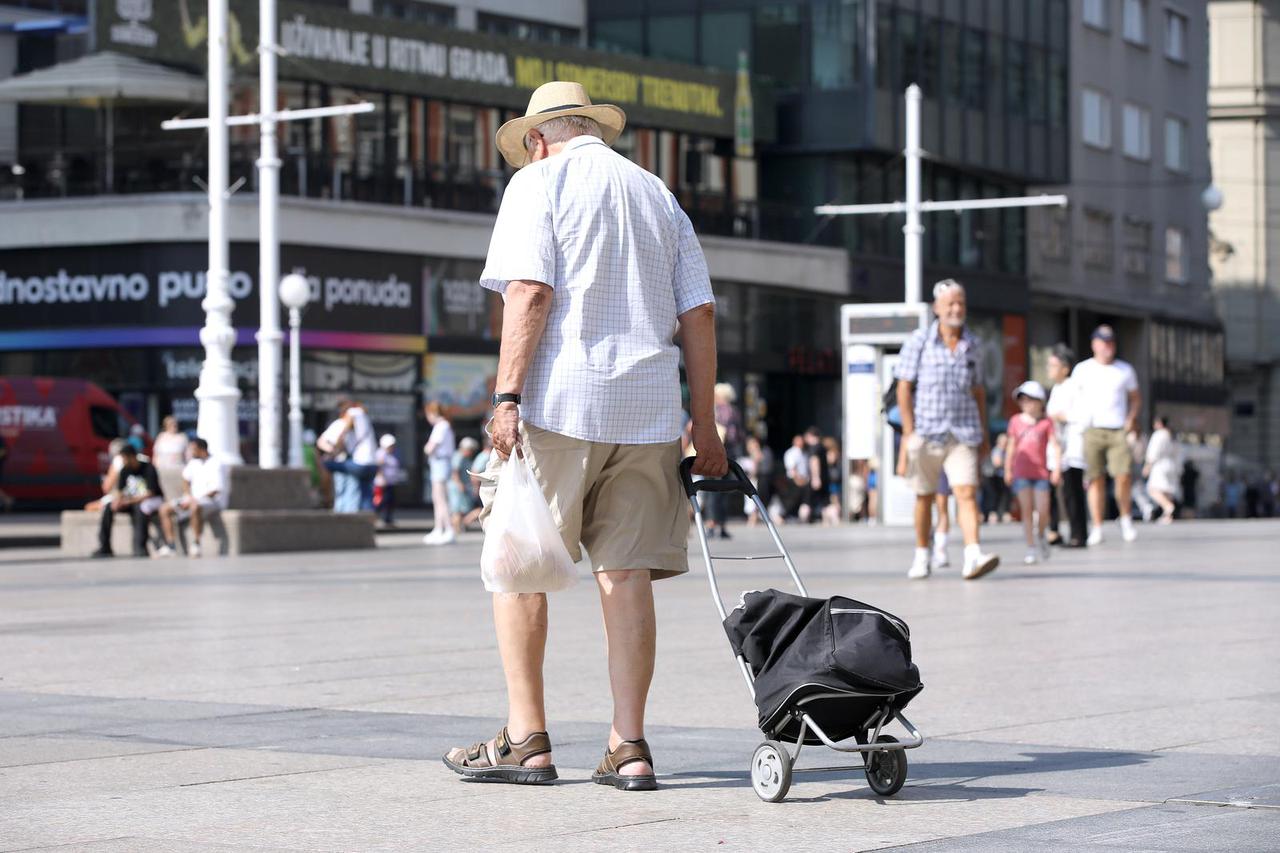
[{"x1": 0, "y1": 51, "x2": 205, "y2": 106}]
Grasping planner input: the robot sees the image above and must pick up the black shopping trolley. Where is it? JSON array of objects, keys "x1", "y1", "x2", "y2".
[{"x1": 679, "y1": 458, "x2": 925, "y2": 803}]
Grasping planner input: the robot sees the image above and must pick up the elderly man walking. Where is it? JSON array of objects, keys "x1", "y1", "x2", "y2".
[
  {"x1": 895, "y1": 280, "x2": 1000, "y2": 580},
  {"x1": 442, "y1": 82, "x2": 727, "y2": 791},
  {"x1": 1072, "y1": 324, "x2": 1142, "y2": 544}
]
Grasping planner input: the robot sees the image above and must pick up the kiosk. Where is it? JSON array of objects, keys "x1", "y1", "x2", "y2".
[{"x1": 841, "y1": 303, "x2": 930, "y2": 526}]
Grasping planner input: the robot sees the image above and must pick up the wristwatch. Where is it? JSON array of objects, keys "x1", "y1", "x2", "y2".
[{"x1": 491, "y1": 392, "x2": 521, "y2": 407}]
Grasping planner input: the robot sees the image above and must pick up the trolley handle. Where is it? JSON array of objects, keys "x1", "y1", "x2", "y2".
[{"x1": 679, "y1": 457, "x2": 757, "y2": 498}]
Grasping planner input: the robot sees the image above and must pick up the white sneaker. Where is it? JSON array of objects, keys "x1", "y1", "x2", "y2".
[
  {"x1": 1086, "y1": 527, "x2": 1104, "y2": 546},
  {"x1": 188, "y1": 543, "x2": 202, "y2": 558},
  {"x1": 1037, "y1": 535, "x2": 1051, "y2": 563},
  {"x1": 422, "y1": 530, "x2": 442, "y2": 544},
  {"x1": 153, "y1": 544, "x2": 175, "y2": 559},
  {"x1": 907, "y1": 549, "x2": 931, "y2": 580},
  {"x1": 962, "y1": 550, "x2": 1000, "y2": 580},
  {"x1": 930, "y1": 547, "x2": 950, "y2": 571},
  {"x1": 425, "y1": 529, "x2": 456, "y2": 546},
  {"x1": 1024, "y1": 548, "x2": 1038, "y2": 565},
  {"x1": 1120, "y1": 516, "x2": 1137, "y2": 542}
]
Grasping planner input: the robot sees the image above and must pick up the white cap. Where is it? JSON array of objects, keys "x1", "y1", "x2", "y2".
[
  {"x1": 1012, "y1": 380, "x2": 1047, "y2": 402},
  {"x1": 379, "y1": 434, "x2": 397, "y2": 448}
]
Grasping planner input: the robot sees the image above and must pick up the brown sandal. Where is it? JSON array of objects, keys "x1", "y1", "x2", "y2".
[
  {"x1": 442, "y1": 727, "x2": 557, "y2": 784},
  {"x1": 592, "y1": 738, "x2": 657, "y2": 791}
]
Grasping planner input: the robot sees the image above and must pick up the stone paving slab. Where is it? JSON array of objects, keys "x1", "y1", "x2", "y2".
[{"x1": 1, "y1": 519, "x2": 1278, "y2": 851}]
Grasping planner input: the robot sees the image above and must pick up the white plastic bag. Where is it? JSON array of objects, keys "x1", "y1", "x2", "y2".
[{"x1": 480, "y1": 453, "x2": 577, "y2": 593}]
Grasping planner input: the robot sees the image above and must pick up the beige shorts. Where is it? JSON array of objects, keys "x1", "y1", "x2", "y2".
[
  {"x1": 906, "y1": 434, "x2": 979, "y2": 495},
  {"x1": 477, "y1": 423, "x2": 689, "y2": 579},
  {"x1": 1083, "y1": 427, "x2": 1133, "y2": 480}
]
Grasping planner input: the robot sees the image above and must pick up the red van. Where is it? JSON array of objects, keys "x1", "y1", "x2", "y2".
[{"x1": 0, "y1": 377, "x2": 149, "y2": 506}]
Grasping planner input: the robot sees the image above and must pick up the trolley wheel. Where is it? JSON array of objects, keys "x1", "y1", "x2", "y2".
[
  {"x1": 750, "y1": 740, "x2": 793, "y2": 803},
  {"x1": 864, "y1": 735, "x2": 907, "y2": 796}
]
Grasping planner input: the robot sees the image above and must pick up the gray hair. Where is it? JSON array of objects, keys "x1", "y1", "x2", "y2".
[
  {"x1": 932, "y1": 278, "x2": 965, "y2": 300},
  {"x1": 529, "y1": 115, "x2": 603, "y2": 149}
]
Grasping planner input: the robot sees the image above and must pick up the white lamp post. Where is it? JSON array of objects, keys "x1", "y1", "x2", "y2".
[{"x1": 279, "y1": 273, "x2": 310, "y2": 468}]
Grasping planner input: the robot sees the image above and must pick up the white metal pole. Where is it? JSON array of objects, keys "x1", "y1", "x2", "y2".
[
  {"x1": 904, "y1": 84, "x2": 924, "y2": 312},
  {"x1": 195, "y1": 0, "x2": 243, "y2": 464},
  {"x1": 256, "y1": 0, "x2": 283, "y2": 469},
  {"x1": 287, "y1": 307, "x2": 303, "y2": 468}
]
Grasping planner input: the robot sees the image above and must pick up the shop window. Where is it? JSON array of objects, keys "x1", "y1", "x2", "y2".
[
  {"x1": 446, "y1": 105, "x2": 477, "y2": 174},
  {"x1": 593, "y1": 18, "x2": 644, "y2": 54},
  {"x1": 647, "y1": 15, "x2": 696, "y2": 64},
  {"x1": 1122, "y1": 217, "x2": 1151, "y2": 276},
  {"x1": 1038, "y1": 206, "x2": 1069, "y2": 261},
  {"x1": 701, "y1": 11, "x2": 751, "y2": 72},
  {"x1": 811, "y1": 0, "x2": 861, "y2": 90},
  {"x1": 755, "y1": 4, "x2": 806, "y2": 89},
  {"x1": 1084, "y1": 208, "x2": 1114, "y2": 269}
]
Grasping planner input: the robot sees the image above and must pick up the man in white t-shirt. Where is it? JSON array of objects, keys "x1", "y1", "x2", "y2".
[
  {"x1": 158, "y1": 437, "x2": 226, "y2": 557},
  {"x1": 1070, "y1": 325, "x2": 1142, "y2": 544}
]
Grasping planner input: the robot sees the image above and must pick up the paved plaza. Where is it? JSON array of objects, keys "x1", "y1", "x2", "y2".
[{"x1": 1, "y1": 518, "x2": 1278, "y2": 851}]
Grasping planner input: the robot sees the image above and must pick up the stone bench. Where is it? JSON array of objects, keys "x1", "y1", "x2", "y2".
[{"x1": 60, "y1": 509, "x2": 376, "y2": 557}]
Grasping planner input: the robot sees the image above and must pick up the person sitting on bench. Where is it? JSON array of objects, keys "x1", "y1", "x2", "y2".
[
  {"x1": 92, "y1": 444, "x2": 165, "y2": 558},
  {"x1": 158, "y1": 438, "x2": 227, "y2": 558}
]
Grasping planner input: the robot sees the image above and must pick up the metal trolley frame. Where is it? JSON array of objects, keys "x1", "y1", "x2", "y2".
[{"x1": 680, "y1": 458, "x2": 924, "y2": 802}]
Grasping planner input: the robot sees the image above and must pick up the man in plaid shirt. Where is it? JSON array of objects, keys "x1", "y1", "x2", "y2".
[{"x1": 895, "y1": 279, "x2": 1000, "y2": 581}]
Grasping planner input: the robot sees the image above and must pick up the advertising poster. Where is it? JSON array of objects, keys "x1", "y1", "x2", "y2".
[{"x1": 422, "y1": 353, "x2": 498, "y2": 420}]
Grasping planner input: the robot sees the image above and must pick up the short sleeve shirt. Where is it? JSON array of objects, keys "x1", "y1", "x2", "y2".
[
  {"x1": 894, "y1": 322, "x2": 986, "y2": 446},
  {"x1": 479, "y1": 135, "x2": 715, "y2": 444},
  {"x1": 1071, "y1": 358, "x2": 1138, "y2": 429},
  {"x1": 1008, "y1": 415, "x2": 1054, "y2": 481}
]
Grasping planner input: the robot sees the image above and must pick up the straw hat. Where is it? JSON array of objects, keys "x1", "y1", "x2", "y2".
[{"x1": 496, "y1": 81, "x2": 626, "y2": 169}]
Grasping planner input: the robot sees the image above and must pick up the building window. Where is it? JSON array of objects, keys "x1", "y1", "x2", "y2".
[
  {"x1": 592, "y1": 18, "x2": 643, "y2": 54},
  {"x1": 1082, "y1": 88, "x2": 1111, "y2": 148},
  {"x1": 1083, "y1": 0, "x2": 1109, "y2": 30},
  {"x1": 1165, "y1": 226, "x2": 1188, "y2": 283},
  {"x1": 811, "y1": 0, "x2": 861, "y2": 90},
  {"x1": 1084, "y1": 208, "x2": 1114, "y2": 269},
  {"x1": 1122, "y1": 103, "x2": 1151, "y2": 160},
  {"x1": 962, "y1": 28, "x2": 986, "y2": 108},
  {"x1": 1039, "y1": 206, "x2": 1069, "y2": 260},
  {"x1": 1165, "y1": 10, "x2": 1187, "y2": 61},
  {"x1": 648, "y1": 15, "x2": 696, "y2": 64},
  {"x1": 701, "y1": 11, "x2": 752, "y2": 72},
  {"x1": 755, "y1": 4, "x2": 807, "y2": 89},
  {"x1": 1164, "y1": 115, "x2": 1188, "y2": 172},
  {"x1": 1123, "y1": 0, "x2": 1147, "y2": 45},
  {"x1": 477, "y1": 13, "x2": 579, "y2": 45},
  {"x1": 1122, "y1": 217, "x2": 1150, "y2": 276},
  {"x1": 1005, "y1": 41, "x2": 1026, "y2": 117}
]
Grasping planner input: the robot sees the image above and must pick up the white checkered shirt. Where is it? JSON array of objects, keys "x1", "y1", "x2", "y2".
[
  {"x1": 479, "y1": 135, "x2": 715, "y2": 444},
  {"x1": 894, "y1": 321, "x2": 986, "y2": 446}
]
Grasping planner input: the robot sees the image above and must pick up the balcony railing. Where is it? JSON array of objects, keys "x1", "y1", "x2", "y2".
[{"x1": 0, "y1": 140, "x2": 834, "y2": 246}]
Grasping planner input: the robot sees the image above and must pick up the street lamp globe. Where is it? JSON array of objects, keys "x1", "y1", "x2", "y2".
[
  {"x1": 1201, "y1": 185, "x2": 1224, "y2": 212},
  {"x1": 279, "y1": 273, "x2": 310, "y2": 310}
]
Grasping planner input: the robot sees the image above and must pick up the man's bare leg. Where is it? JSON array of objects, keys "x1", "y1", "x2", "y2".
[
  {"x1": 159, "y1": 505, "x2": 176, "y2": 544},
  {"x1": 190, "y1": 504, "x2": 203, "y2": 542},
  {"x1": 954, "y1": 485, "x2": 982, "y2": 546},
  {"x1": 1115, "y1": 474, "x2": 1133, "y2": 520},
  {"x1": 1088, "y1": 477, "x2": 1107, "y2": 529},
  {"x1": 492, "y1": 592, "x2": 552, "y2": 767},
  {"x1": 597, "y1": 569, "x2": 655, "y2": 777},
  {"x1": 914, "y1": 495, "x2": 934, "y2": 548}
]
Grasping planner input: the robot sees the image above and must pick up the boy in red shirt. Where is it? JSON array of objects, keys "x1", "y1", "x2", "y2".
[{"x1": 1005, "y1": 381, "x2": 1062, "y2": 564}]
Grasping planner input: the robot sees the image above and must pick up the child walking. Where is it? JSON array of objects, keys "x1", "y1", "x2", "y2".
[{"x1": 1005, "y1": 381, "x2": 1062, "y2": 565}]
